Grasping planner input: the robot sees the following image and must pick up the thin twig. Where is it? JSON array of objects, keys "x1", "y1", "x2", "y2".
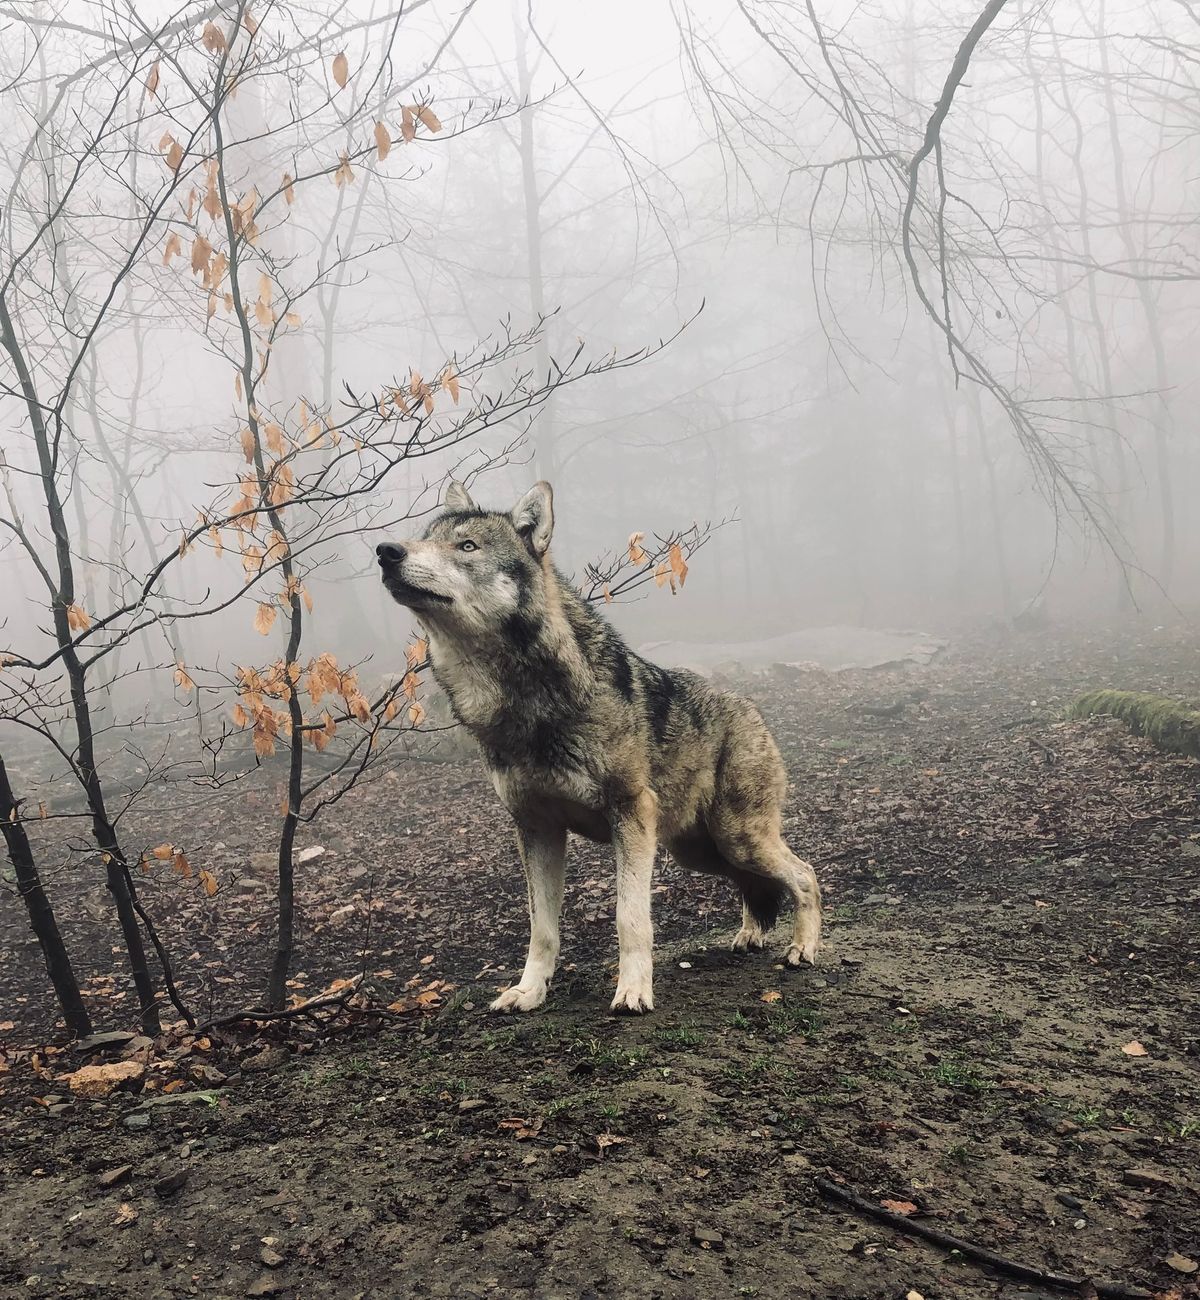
[
  {"x1": 815, "y1": 1176, "x2": 1151, "y2": 1299},
  {"x1": 195, "y1": 974, "x2": 364, "y2": 1033}
]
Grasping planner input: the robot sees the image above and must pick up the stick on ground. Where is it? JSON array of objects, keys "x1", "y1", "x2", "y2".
[{"x1": 814, "y1": 1176, "x2": 1152, "y2": 1300}]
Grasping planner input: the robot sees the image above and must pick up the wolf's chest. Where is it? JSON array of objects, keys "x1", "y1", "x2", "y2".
[{"x1": 487, "y1": 762, "x2": 611, "y2": 841}]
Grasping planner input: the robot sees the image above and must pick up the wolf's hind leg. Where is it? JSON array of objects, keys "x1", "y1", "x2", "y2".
[
  {"x1": 719, "y1": 834, "x2": 822, "y2": 967},
  {"x1": 611, "y1": 790, "x2": 658, "y2": 1014},
  {"x1": 491, "y1": 823, "x2": 567, "y2": 1013}
]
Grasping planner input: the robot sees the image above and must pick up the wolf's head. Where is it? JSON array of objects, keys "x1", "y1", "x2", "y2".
[{"x1": 376, "y1": 481, "x2": 555, "y2": 637}]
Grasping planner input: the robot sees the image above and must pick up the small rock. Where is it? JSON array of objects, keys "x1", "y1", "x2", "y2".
[
  {"x1": 863, "y1": 893, "x2": 888, "y2": 905},
  {"x1": 76, "y1": 1031, "x2": 136, "y2": 1056},
  {"x1": 1123, "y1": 1167, "x2": 1173, "y2": 1192},
  {"x1": 1165, "y1": 1253, "x2": 1198, "y2": 1276},
  {"x1": 246, "y1": 1277, "x2": 285, "y2": 1297},
  {"x1": 241, "y1": 1045, "x2": 289, "y2": 1074},
  {"x1": 1055, "y1": 1119, "x2": 1079, "y2": 1136},
  {"x1": 691, "y1": 1226, "x2": 724, "y2": 1250},
  {"x1": 122, "y1": 1112, "x2": 151, "y2": 1131},
  {"x1": 97, "y1": 1165, "x2": 133, "y2": 1189},
  {"x1": 1055, "y1": 1192, "x2": 1082, "y2": 1210},
  {"x1": 188, "y1": 1063, "x2": 227, "y2": 1087},
  {"x1": 64, "y1": 1060, "x2": 145, "y2": 1098},
  {"x1": 120, "y1": 1036, "x2": 154, "y2": 1057},
  {"x1": 328, "y1": 903, "x2": 358, "y2": 928},
  {"x1": 259, "y1": 1247, "x2": 284, "y2": 1268},
  {"x1": 154, "y1": 1168, "x2": 189, "y2": 1199},
  {"x1": 458, "y1": 1098, "x2": 488, "y2": 1113}
]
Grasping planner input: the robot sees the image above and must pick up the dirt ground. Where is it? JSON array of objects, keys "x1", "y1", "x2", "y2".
[{"x1": 1, "y1": 623, "x2": 1198, "y2": 1299}]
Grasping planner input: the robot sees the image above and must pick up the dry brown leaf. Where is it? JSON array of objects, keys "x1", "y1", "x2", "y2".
[
  {"x1": 65, "y1": 603, "x2": 91, "y2": 632},
  {"x1": 174, "y1": 663, "x2": 195, "y2": 694},
  {"x1": 668, "y1": 541, "x2": 688, "y2": 587},
  {"x1": 332, "y1": 51, "x2": 349, "y2": 88},
  {"x1": 152, "y1": 842, "x2": 174, "y2": 861},
  {"x1": 254, "y1": 602, "x2": 277, "y2": 636},
  {"x1": 416, "y1": 104, "x2": 442, "y2": 132},
  {"x1": 282, "y1": 172, "x2": 295, "y2": 204},
  {"x1": 374, "y1": 121, "x2": 391, "y2": 161},
  {"x1": 760, "y1": 989, "x2": 782, "y2": 1003},
  {"x1": 400, "y1": 104, "x2": 416, "y2": 143},
  {"x1": 162, "y1": 232, "x2": 182, "y2": 265},
  {"x1": 191, "y1": 234, "x2": 212, "y2": 276},
  {"x1": 201, "y1": 21, "x2": 227, "y2": 54},
  {"x1": 627, "y1": 531, "x2": 647, "y2": 565},
  {"x1": 199, "y1": 868, "x2": 219, "y2": 898},
  {"x1": 145, "y1": 61, "x2": 160, "y2": 98},
  {"x1": 1121, "y1": 1040, "x2": 1148, "y2": 1057},
  {"x1": 114, "y1": 1202, "x2": 138, "y2": 1228},
  {"x1": 408, "y1": 700, "x2": 426, "y2": 727},
  {"x1": 172, "y1": 848, "x2": 192, "y2": 878},
  {"x1": 334, "y1": 153, "x2": 354, "y2": 188},
  {"x1": 881, "y1": 1199, "x2": 919, "y2": 1216}
]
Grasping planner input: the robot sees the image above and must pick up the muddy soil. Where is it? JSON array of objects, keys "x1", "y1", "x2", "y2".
[{"x1": 1, "y1": 625, "x2": 1198, "y2": 1299}]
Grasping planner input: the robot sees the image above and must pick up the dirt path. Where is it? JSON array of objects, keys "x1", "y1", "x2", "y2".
[{"x1": 1, "y1": 626, "x2": 1198, "y2": 1298}]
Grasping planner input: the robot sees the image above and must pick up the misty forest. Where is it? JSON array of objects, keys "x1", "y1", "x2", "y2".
[{"x1": 1, "y1": 0, "x2": 1198, "y2": 1296}]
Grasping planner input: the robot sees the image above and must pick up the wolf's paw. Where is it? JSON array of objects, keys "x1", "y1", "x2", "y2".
[
  {"x1": 785, "y1": 941, "x2": 819, "y2": 968},
  {"x1": 489, "y1": 983, "x2": 547, "y2": 1013},
  {"x1": 731, "y1": 926, "x2": 766, "y2": 954},
  {"x1": 610, "y1": 981, "x2": 654, "y2": 1015}
]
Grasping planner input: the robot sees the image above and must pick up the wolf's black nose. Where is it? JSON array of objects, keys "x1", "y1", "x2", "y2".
[{"x1": 376, "y1": 542, "x2": 406, "y2": 564}]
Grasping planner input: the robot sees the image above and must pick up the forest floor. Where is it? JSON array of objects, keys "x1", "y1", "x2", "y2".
[{"x1": 1, "y1": 623, "x2": 1199, "y2": 1300}]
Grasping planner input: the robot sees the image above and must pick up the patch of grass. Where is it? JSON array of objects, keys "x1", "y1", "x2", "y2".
[
  {"x1": 763, "y1": 1002, "x2": 822, "y2": 1039},
  {"x1": 1072, "y1": 1105, "x2": 1103, "y2": 1129},
  {"x1": 730, "y1": 1010, "x2": 752, "y2": 1031},
  {"x1": 825, "y1": 738, "x2": 854, "y2": 753},
  {"x1": 945, "y1": 1141, "x2": 975, "y2": 1165},
  {"x1": 655, "y1": 1022, "x2": 705, "y2": 1050},
  {"x1": 480, "y1": 1027, "x2": 518, "y2": 1053},
  {"x1": 1175, "y1": 1118, "x2": 1199, "y2": 1140},
  {"x1": 929, "y1": 1057, "x2": 992, "y2": 1092}
]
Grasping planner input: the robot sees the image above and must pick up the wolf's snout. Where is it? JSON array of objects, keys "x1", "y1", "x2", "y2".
[{"x1": 376, "y1": 541, "x2": 406, "y2": 565}]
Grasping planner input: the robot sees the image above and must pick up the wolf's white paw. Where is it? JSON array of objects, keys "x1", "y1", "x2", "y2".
[
  {"x1": 785, "y1": 941, "x2": 819, "y2": 968},
  {"x1": 489, "y1": 983, "x2": 547, "y2": 1013},
  {"x1": 731, "y1": 926, "x2": 766, "y2": 953},
  {"x1": 610, "y1": 981, "x2": 654, "y2": 1015}
]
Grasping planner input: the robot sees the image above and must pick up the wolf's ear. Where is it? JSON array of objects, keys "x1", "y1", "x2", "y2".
[
  {"x1": 444, "y1": 479, "x2": 476, "y2": 511},
  {"x1": 511, "y1": 481, "x2": 554, "y2": 558}
]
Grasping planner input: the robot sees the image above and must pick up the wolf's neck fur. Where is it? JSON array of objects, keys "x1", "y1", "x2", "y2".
[{"x1": 424, "y1": 555, "x2": 594, "y2": 739}]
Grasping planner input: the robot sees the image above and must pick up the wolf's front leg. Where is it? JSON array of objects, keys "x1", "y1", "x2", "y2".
[
  {"x1": 611, "y1": 790, "x2": 659, "y2": 1014},
  {"x1": 491, "y1": 823, "x2": 567, "y2": 1013}
]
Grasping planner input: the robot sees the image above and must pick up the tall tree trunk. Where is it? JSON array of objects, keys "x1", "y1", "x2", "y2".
[{"x1": 0, "y1": 754, "x2": 92, "y2": 1037}]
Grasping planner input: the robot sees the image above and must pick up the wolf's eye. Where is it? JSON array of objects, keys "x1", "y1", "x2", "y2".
[{"x1": 457, "y1": 539, "x2": 478, "y2": 552}]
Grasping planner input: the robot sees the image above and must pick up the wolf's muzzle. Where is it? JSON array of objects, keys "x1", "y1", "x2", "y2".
[{"x1": 376, "y1": 542, "x2": 406, "y2": 566}]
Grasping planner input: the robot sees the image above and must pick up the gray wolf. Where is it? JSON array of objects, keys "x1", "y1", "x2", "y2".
[{"x1": 376, "y1": 481, "x2": 821, "y2": 1013}]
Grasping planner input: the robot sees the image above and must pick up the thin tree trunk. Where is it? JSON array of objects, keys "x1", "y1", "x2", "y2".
[{"x1": 0, "y1": 754, "x2": 92, "y2": 1037}]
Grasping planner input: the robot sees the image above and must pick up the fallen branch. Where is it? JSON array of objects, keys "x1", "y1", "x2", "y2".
[
  {"x1": 195, "y1": 974, "x2": 365, "y2": 1033},
  {"x1": 814, "y1": 1176, "x2": 1151, "y2": 1299}
]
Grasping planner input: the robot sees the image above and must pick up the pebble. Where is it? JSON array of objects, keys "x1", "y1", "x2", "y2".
[
  {"x1": 154, "y1": 1168, "x2": 189, "y2": 1199},
  {"x1": 122, "y1": 1113, "x2": 151, "y2": 1131},
  {"x1": 1055, "y1": 1192, "x2": 1082, "y2": 1210},
  {"x1": 97, "y1": 1165, "x2": 133, "y2": 1189},
  {"x1": 691, "y1": 1226, "x2": 724, "y2": 1250},
  {"x1": 1123, "y1": 1166, "x2": 1172, "y2": 1192}
]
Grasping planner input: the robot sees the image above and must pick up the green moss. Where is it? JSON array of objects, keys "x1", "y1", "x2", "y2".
[{"x1": 1068, "y1": 689, "x2": 1200, "y2": 758}]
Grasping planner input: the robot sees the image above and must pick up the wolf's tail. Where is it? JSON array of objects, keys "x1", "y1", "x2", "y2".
[{"x1": 734, "y1": 873, "x2": 789, "y2": 931}]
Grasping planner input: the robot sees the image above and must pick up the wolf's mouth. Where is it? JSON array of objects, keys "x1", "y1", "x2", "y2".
[{"x1": 380, "y1": 571, "x2": 451, "y2": 606}]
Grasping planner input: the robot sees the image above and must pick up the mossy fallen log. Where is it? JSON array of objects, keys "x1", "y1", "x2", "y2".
[{"x1": 1068, "y1": 689, "x2": 1200, "y2": 759}]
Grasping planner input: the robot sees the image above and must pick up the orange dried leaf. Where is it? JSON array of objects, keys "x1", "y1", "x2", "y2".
[
  {"x1": 201, "y1": 21, "x2": 227, "y2": 54},
  {"x1": 199, "y1": 868, "x2": 219, "y2": 898},
  {"x1": 65, "y1": 603, "x2": 91, "y2": 632},
  {"x1": 146, "y1": 61, "x2": 160, "y2": 98},
  {"x1": 174, "y1": 663, "x2": 195, "y2": 694},
  {"x1": 172, "y1": 849, "x2": 192, "y2": 879},
  {"x1": 760, "y1": 989, "x2": 782, "y2": 1003},
  {"x1": 152, "y1": 842, "x2": 173, "y2": 861},
  {"x1": 880, "y1": 1199, "x2": 919, "y2": 1216},
  {"x1": 334, "y1": 153, "x2": 354, "y2": 188},
  {"x1": 400, "y1": 105, "x2": 416, "y2": 143},
  {"x1": 282, "y1": 172, "x2": 295, "y2": 204},
  {"x1": 408, "y1": 700, "x2": 426, "y2": 727},
  {"x1": 162, "y1": 232, "x2": 182, "y2": 265},
  {"x1": 254, "y1": 602, "x2": 277, "y2": 636},
  {"x1": 332, "y1": 51, "x2": 349, "y2": 88},
  {"x1": 374, "y1": 121, "x2": 391, "y2": 161},
  {"x1": 191, "y1": 234, "x2": 212, "y2": 276},
  {"x1": 627, "y1": 532, "x2": 647, "y2": 566},
  {"x1": 1121, "y1": 1040, "x2": 1148, "y2": 1057},
  {"x1": 416, "y1": 105, "x2": 442, "y2": 132}
]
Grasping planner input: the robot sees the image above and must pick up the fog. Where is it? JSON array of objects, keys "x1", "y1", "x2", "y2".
[{"x1": 2, "y1": 0, "x2": 1197, "y2": 748}]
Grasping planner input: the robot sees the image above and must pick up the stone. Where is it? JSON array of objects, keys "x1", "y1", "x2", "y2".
[
  {"x1": 1055, "y1": 1192, "x2": 1082, "y2": 1210},
  {"x1": 246, "y1": 1277, "x2": 285, "y2": 1297},
  {"x1": 1123, "y1": 1167, "x2": 1173, "y2": 1192},
  {"x1": 458, "y1": 1099, "x2": 488, "y2": 1113},
  {"x1": 76, "y1": 1031, "x2": 136, "y2": 1056},
  {"x1": 241, "y1": 1045, "x2": 289, "y2": 1073},
  {"x1": 1165, "y1": 1254, "x2": 1198, "y2": 1275},
  {"x1": 98, "y1": 1165, "x2": 133, "y2": 1189},
  {"x1": 259, "y1": 1247, "x2": 284, "y2": 1268},
  {"x1": 691, "y1": 1226, "x2": 724, "y2": 1250},
  {"x1": 65, "y1": 1060, "x2": 145, "y2": 1098},
  {"x1": 154, "y1": 1168, "x2": 189, "y2": 1198},
  {"x1": 122, "y1": 1112, "x2": 152, "y2": 1131}
]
